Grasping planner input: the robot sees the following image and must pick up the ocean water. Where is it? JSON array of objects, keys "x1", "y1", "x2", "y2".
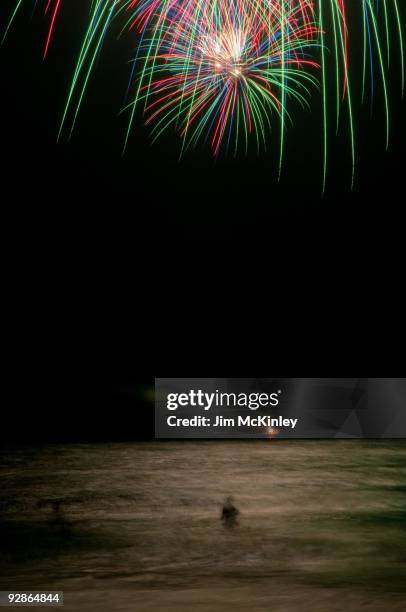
[{"x1": 1, "y1": 441, "x2": 405, "y2": 611}]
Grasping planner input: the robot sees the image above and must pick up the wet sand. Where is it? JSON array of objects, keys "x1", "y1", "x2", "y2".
[{"x1": 1, "y1": 441, "x2": 405, "y2": 610}]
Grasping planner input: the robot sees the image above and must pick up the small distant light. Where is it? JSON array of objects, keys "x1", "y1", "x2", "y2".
[{"x1": 267, "y1": 427, "x2": 279, "y2": 439}]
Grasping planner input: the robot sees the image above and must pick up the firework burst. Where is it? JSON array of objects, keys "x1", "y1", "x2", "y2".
[
  {"x1": 131, "y1": 0, "x2": 320, "y2": 158},
  {"x1": 2, "y1": 0, "x2": 405, "y2": 189}
]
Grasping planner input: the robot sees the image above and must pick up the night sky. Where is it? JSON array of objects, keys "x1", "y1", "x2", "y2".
[
  {"x1": 1, "y1": 2, "x2": 404, "y2": 442},
  {"x1": 2, "y1": 1, "x2": 405, "y2": 244}
]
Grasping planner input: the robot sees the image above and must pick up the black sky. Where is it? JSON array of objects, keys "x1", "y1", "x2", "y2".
[{"x1": 1, "y1": 2, "x2": 405, "y2": 442}]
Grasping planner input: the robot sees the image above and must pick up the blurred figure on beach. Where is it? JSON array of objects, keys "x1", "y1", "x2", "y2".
[{"x1": 221, "y1": 496, "x2": 239, "y2": 527}]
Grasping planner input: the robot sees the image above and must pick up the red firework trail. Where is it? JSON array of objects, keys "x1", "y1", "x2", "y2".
[{"x1": 44, "y1": 0, "x2": 61, "y2": 58}]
